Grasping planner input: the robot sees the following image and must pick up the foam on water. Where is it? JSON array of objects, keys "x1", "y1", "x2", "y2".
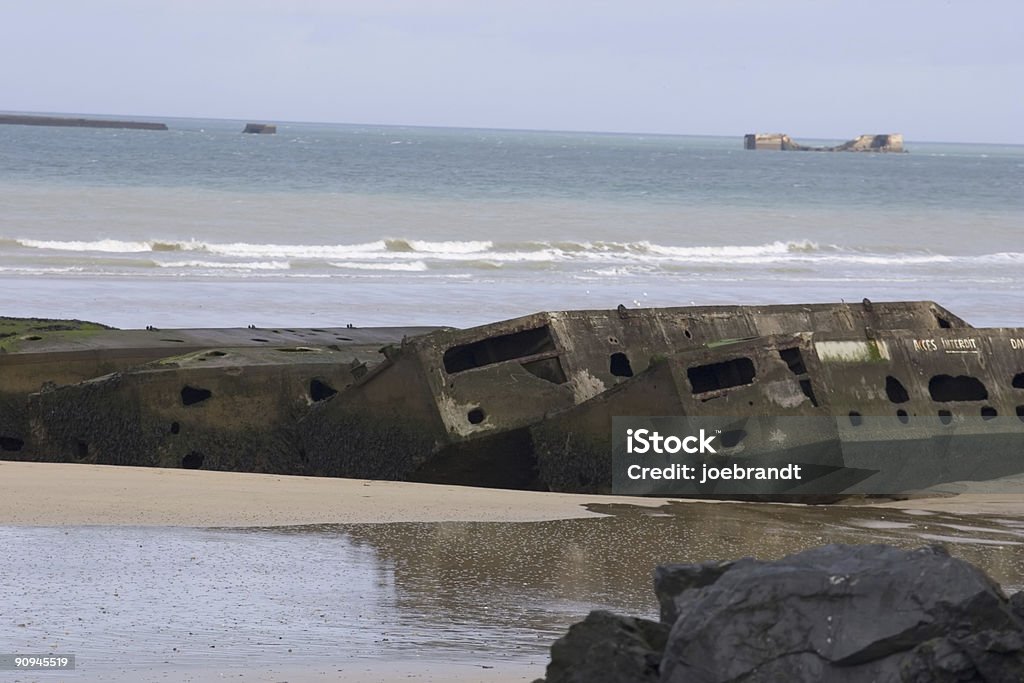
[
  {"x1": 17, "y1": 238, "x2": 170, "y2": 253},
  {"x1": 7, "y1": 235, "x2": 1023, "y2": 272},
  {"x1": 157, "y1": 260, "x2": 291, "y2": 270},
  {"x1": 331, "y1": 260, "x2": 429, "y2": 272}
]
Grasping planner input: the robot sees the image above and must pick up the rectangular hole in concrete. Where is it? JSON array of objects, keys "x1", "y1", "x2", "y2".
[
  {"x1": 444, "y1": 326, "x2": 556, "y2": 374},
  {"x1": 688, "y1": 357, "x2": 756, "y2": 394}
]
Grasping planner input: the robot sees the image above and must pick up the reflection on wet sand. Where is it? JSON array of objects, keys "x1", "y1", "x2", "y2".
[
  {"x1": 314, "y1": 500, "x2": 1024, "y2": 631},
  {"x1": 3, "y1": 501, "x2": 1022, "y2": 679}
]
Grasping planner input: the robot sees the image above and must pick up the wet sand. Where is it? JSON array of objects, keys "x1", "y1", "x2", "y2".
[
  {"x1": 0, "y1": 461, "x2": 670, "y2": 526},
  {"x1": 3, "y1": 461, "x2": 1024, "y2": 683},
  {"x1": 4, "y1": 461, "x2": 1024, "y2": 527}
]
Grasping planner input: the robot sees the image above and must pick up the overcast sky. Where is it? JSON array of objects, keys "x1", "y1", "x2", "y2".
[{"x1": 1, "y1": 0, "x2": 1020, "y2": 143}]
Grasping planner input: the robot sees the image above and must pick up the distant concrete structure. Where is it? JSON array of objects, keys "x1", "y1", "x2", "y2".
[
  {"x1": 243, "y1": 123, "x2": 277, "y2": 134},
  {"x1": 0, "y1": 114, "x2": 167, "y2": 131},
  {"x1": 744, "y1": 133, "x2": 904, "y2": 152},
  {"x1": 744, "y1": 133, "x2": 801, "y2": 151}
]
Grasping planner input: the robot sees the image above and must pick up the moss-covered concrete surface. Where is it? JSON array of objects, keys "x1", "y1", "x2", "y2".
[{"x1": 0, "y1": 316, "x2": 114, "y2": 353}]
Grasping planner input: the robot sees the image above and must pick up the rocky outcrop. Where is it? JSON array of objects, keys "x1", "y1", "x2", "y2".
[
  {"x1": 653, "y1": 559, "x2": 735, "y2": 625},
  {"x1": 538, "y1": 611, "x2": 669, "y2": 683},
  {"x1": 1012, "y1": 591, "x2": 1024, "y2": 621},
  {"x1": 534, "y1": 544, "x2": 1024, "y2": 683}
]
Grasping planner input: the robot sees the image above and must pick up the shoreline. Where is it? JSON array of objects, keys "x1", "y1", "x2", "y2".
[
  {"x1": 2, "y1": 461, "x2": 1023, "y2": 527},
  {"x1": 0, "y1": 460, "x2": 672, "y2": 526}
]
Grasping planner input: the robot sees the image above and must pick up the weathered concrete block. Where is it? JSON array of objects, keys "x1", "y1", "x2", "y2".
[
  {"x1": 303, "y1": 302, "x2": 965, "y2": 490},
  {"x1": 531, "y1": 326, "x2": 1024, "y2": 496},
  {"x1": 744, "y1": 132, "x2": 905, "y2": 152},
  {"x1": 26, "y1": 346, "x2": 373, "y2": 474}
]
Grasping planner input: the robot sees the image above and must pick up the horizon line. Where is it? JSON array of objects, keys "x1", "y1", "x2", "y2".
[{"x1": 2, "y1": 108, "x2": 1022, "y2": 147}]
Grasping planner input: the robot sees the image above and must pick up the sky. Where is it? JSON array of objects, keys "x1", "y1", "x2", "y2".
[{"x1": 1, "y1": 0, "x2": 1021, "y2": 143}]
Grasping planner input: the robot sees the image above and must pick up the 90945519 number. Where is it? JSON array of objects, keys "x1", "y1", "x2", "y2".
[{"x1": 0, "y1": 654, "x2": 75, "y2": 670}]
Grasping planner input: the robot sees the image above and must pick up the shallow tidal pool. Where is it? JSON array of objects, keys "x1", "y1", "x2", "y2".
[{"x1": 3, "y1": 500, "x2": 1023, "y2": 680}]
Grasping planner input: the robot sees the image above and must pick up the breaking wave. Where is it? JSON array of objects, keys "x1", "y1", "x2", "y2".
[
  {"x1": 157, "y1": 260, "x2": 290, "y2": 270},
  {"x1": 329, "y1": 261, "x2": 429, "y2": 272},
  {"x1": 8, "y1": 236, "x2": 827, "y2": 261},
  {"x1": 6, "y1": 236, "x2": 1023, "y2": 272},
  {"x1": 16, "y1": 238, "x2": 190, "y2": 253}
]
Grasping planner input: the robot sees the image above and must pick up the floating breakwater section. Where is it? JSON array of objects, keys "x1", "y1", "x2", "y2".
[{"x1": 0, "y1": 113, "x2": 168, "y2": 131}]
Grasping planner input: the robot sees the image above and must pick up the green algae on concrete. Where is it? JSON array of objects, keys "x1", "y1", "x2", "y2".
[
  {"x1": 0, "y1": 316, "x2": 113, "y2": 353},
  {"x1": 26, "y1": 345, "x2": 374, "y2": 474},
  {"x1": 2, "y1": 321, "x2": 439, "y2": 468}
]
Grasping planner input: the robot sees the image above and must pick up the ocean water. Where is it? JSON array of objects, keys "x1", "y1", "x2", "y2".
[{"x1": 1, "y1": 115, "x2": 1022, "y2": 329}]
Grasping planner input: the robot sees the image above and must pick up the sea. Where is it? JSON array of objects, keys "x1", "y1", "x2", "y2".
[{"x1": 2, "y1": 114, "x2": 1022, "y2": 330}]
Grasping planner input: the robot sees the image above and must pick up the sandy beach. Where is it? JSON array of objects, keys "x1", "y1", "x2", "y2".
[
  {"x1": 2, "y1": 461, "x2": 1022, "y2": 528},
  {"x1": 0, "y1": 460, "x2": 674, "y2": 527}
]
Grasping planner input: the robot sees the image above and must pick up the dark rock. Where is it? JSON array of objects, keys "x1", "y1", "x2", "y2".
[
  {"x1": 1010, "y1": 590, "x2": 1024, "y2": 621},
  {"x1": 653, "y1": 559, "x2": 737, "y2": 624},
  {"x1": 536, "y1": 610, "x2": 669, "y2": 683},
  {"x1": 659, "y1": 544, "x2": 1024, "y2": 682},
  {"x1": 535, "y1": 544, "x2": 1024, "y2": 683},
  {"x1": 902, "y1": 630, "x2": 1024, "y2": 683}
]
